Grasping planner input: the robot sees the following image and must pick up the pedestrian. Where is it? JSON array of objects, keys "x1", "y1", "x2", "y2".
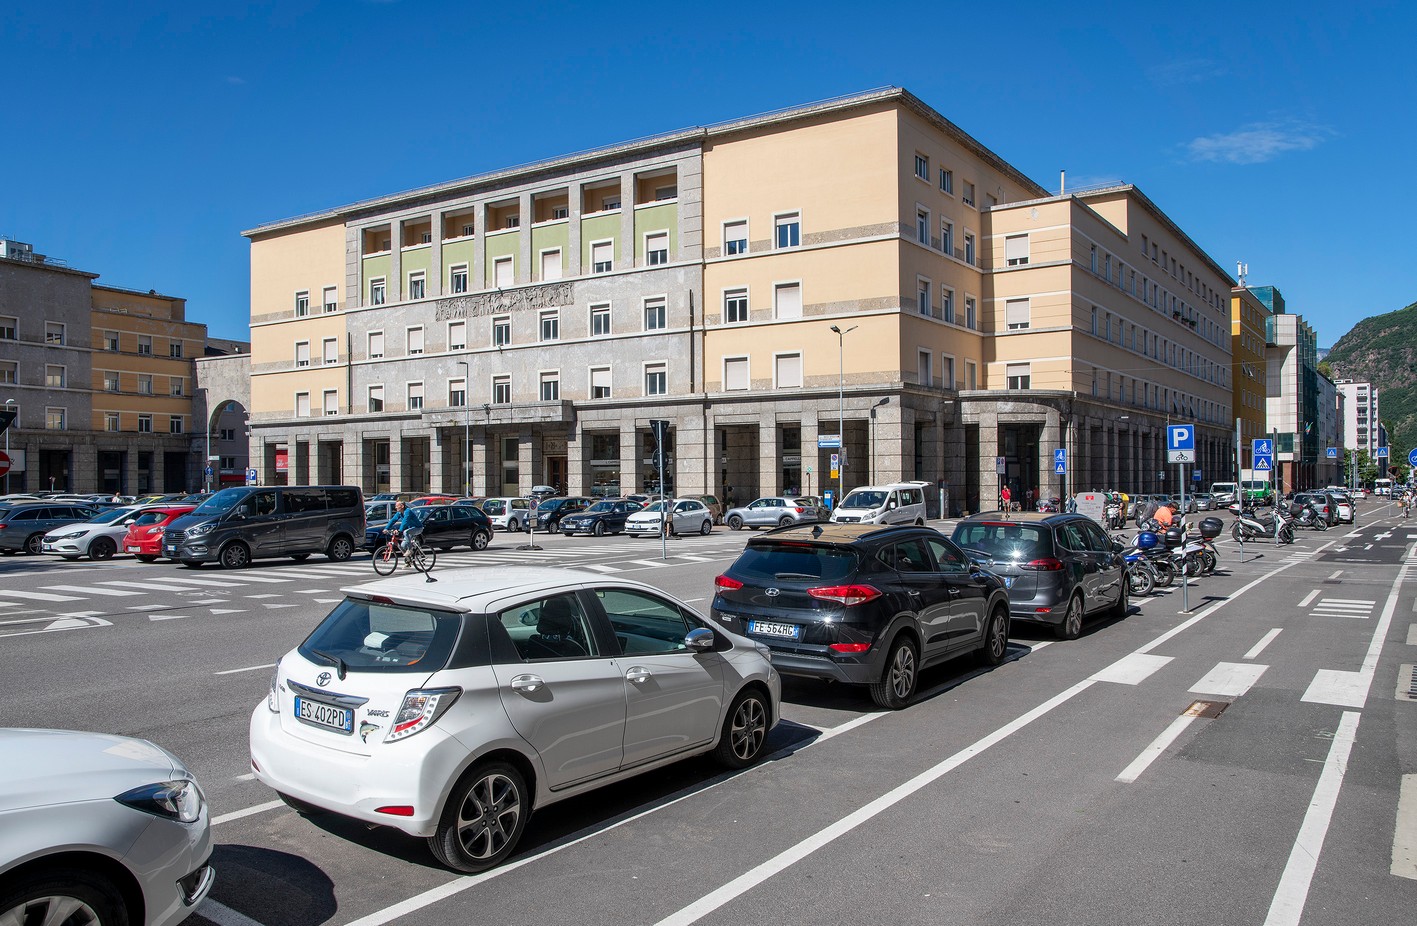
[
  {"x1": 1000, "y1": 483, "x2": 1012, "y2": 516},
  {"x1": 1024, "y1": 487, "x2": 1034, "y2": 511}
]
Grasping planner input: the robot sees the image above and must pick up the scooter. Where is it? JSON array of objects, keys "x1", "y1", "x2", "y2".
[
  {"x1": 1290, "y1": 498, "x2": 1329, "y2": 531},
  {"x1": 1229, "y1": 503, "x2": 1294, "y2": 544},
  {"x1": 1113, "y1": 534, "x2": 1161, "y2": 596}
]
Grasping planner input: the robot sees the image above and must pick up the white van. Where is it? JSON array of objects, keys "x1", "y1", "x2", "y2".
[{"x1": 830, "y1": 481, "x2": 929, "y2": 525}]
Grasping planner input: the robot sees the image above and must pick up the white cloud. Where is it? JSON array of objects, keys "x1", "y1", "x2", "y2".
[
  {"x1": 1185, "y1": 119, "x2": 1334, "y2": 165},
  {"x1": 226, "y1": 76, "x2": 246, "y2": 86},
  {"x1": 1148, "y1": 58, "x2": 1226, "y2": 86}
]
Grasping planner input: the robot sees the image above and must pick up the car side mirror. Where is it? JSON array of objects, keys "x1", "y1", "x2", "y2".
[{"x1": 684, "y1": 627, "x2": 716, "y2": 651}]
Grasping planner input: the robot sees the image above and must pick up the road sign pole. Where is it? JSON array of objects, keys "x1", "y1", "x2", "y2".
[{"x1": 1179, "y1": 460, "x2": 1188, "y2": 613}]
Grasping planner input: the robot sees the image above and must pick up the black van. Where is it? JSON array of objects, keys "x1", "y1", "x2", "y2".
[{"x1": 163, "y1": 485, "x2": 364, "y2": 568}]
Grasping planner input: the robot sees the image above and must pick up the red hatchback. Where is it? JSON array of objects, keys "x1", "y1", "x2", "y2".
[{"x1": 123, "y1": 505, "x2": 196, "y2": 562}]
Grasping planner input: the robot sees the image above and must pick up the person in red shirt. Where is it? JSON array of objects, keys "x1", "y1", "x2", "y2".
[{"x1": 1000, "y1": 484, "x2": 1013, "y2": 515}]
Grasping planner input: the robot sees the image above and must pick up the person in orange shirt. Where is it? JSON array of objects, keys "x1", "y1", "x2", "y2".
[{"x1": 1154, "y1": 503, "x2": 1175, "y2": 528}]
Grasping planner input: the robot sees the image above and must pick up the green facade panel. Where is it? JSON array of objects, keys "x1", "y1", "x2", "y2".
[
  {"x1": 633, "y1": 203, "x2": 677, "y2": 260},
  {"x1": 401, "y1": 246, "x2": 432, "y2": 280},
  {"x1": 531, "y1": 222, "x2": 570, "y2": 269},
  {"x1": 361, "y1": 254, "x2": 391, "y2": 296},
  {"x1": 483, "y1": 231, "x2": 521, "y2": 287},
  {"x1": 580, "y1": 213, "x2": 620, "y2": 269}
]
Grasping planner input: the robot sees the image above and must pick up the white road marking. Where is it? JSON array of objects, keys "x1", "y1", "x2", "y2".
[
  {"x1": 264, "y1": 603, "x2": 298, "y2": 609},
  {"x1": 199, "y1": 898, "x2": 270, "y2": 926},
  {"x1": 1327, "y1": 570, "x2": 1344, "y2": 580},
  {"x1": 1298, "y1": 590, "x2": 1319, "y2": 607},
  {"x1": 101, "y1": 579, "x2": 235, "y2": 592},
  {"x1": 210, "y1": 609, "x2": 246, "y2": 615},
  {"x1": 234, "y1": 772, "x2": 257, "y2": 781},
  {"x1": 210, "y1": 798, "x2": 284, "y2": 825},
  {"x1": 215, "y1": 573, "x2": 293, "y2": 584},
  {"x1": 1321, "y1": 598, "x2": 1376, "y2": 605},
  {"x1": 577, "y1": 563, "x2": 620, "y2": 572},
  {"x1": 1263, "y1": 711, "x2": 1361, "y2": 926},
  {"x1": 0, "y1": 589, "x2": 82, "y2": 602},
  {"x1": 149, "y1": 614, "x2": 189, "y2": 621},
  {"x1": 245, "y1": 594, "x2": 282, "y2": 599},
  {"x1": 1245, "y1": 629, "x2": 1282, "y2": 660},
  {"x1": 189, "y1": 598, "x2": 226, "y2": 605},
  {"x1": 628, "y1": 559, "x2": 670, "y2": 568},
  {"x1": 1190, "y1": 662, "x2": 1268, "y2": 698},
  {"x1": 214, "y1": 663, "x2": 276, "y2": 675},
  {"x1": 1365, "y1": 544, "x2": 1374, "y2": 551},
  {"x1": 1116, "y1": 710, "x2": 1201, "y2": 783},
  {"x1": 131, "y1": 576, "x2": 241, "y2": 588},
  {"x1": 1302, "y1": 544, "x2": 1412, "y2": 707},
  {"x1": 1089, "y1": 652, "x2": 1173, "y2": 686},
  {"x1": 314, "y1": 598, "x2": 342, "y2": 603},
  {"x1": 1393, "y1": 774, "x2": 1417, "y2": 880},
  {"x1": 125, "y1": 603, "x2": 168, "y2": 611},
  {"x1": 39, "y1": 584, "x2": 145, "y2": 597},
  {"x1": 1408, "y1": 624, "x2": 1417, "y2": 645}
]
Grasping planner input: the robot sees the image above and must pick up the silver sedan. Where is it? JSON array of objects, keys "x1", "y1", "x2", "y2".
[
  {"x1": 625, "y1": 499, "x2": 714, "y2": 536},
  {"x1": 724, "y1": 496, "x2": 826, "y2": 531}
]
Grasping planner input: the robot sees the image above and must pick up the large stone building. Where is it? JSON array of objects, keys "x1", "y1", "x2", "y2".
[
  {"x1": 242, "y1": 88, "x2": 1239, "y2": 511},
  {"x1": 1260, "y1": 285, "x2": 1327, "y2": 492},
  {"x1": 1335, "y1": 380, "x2": 1380, "y2": 459},
  {"x1": 1231, "y1": 282, "x2": 1272, "y2": 471}
]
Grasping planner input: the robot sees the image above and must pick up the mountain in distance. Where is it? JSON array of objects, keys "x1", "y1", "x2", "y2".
[{"x1": 1324, "y1": 299, "x2": 1417, "y2": 460}]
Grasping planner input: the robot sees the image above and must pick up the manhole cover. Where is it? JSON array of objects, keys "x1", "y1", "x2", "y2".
[{"x1": 1185, "y1": 699, "x2": 1229, "y2": 718}]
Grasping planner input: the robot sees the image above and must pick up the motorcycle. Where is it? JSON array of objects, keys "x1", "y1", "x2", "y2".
[
  {"x1": 1229, "y1": 503, "x2": 1294, "y2": 544},
  {"x1": 1289, "y1": 498, "x2": 1329, "y2": 531},
  {"x1": 1113, "y1": 534, "x2": 1160, "y2": 596}
]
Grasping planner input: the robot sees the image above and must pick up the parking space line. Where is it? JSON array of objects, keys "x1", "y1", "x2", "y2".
[
  {"x1": 214, "y1": 663, "x2": 276, "y2": 676},
  {"x1": 1298, "y1": 590, "x2": 1319, "y2": 607},
  {"x1": 1189, "y1": 662, "x2": 1268, "y2": 698},
  {"x1": 211, "y1": 799, "x2": 283, "y2": 825},
  {"x1": 199, "y1": 898, "x2": 270, "y2": 926},
  {"x1": 1244, "y1": 629, "x2": 1282, "y2": 660},
  {"x1": 1116, "y1": 712, "x2": 1200, "y2": 783}
]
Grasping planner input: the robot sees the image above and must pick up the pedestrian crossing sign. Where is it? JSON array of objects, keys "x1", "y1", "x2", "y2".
[{"x1": 1253, "y1": 457, "x2": 1272, "y2": 471}]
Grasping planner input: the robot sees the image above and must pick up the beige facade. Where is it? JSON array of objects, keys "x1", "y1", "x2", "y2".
[{"x1": 1231, "y1": 285, "x2": 1271, "y2": 467}]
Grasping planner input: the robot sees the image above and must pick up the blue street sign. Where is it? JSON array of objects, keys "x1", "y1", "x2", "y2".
[
  {"x1": 817, "y1": 434, "x2": 842, "y2": 449},
  {"x1": 1252, "y1": 437, "x2": 1274, "y2": 473},
  {"x1": 204, "y1": 466, "x2": 213, "y2": 476},
  {"x1": 1167, "y1": 424, "x2": 1195, "y2": 451},
  {"x1": 1325, "y1": 447, "x2": 1338, "y2": 459},
  {"x1": 1054, "y1": 462, "x2": 1066, "y2": 474},
  {"x1": 1192, "y1": 470, "x2": 1202, "y2": 481},
  {"x1": 1375, "y1": 446, "x2": 1389, "y2": 458},
  {"x1": 245, "y1": 467, "x2": 258, "y2": 483},
  {"x1": 1053, "y1": 448, "x2": 1066, "y2": 474},
  {"x1": 1408, "y1": 448, "x2": 1417, "y2": 467}
]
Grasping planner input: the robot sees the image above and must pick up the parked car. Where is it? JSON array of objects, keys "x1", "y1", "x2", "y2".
[
  {"x1": 365, "y1": 500, "x2": 397, "y2": 525},
  {"x1": 625, "y1": 498, "x2": 714, "y2": 536},
  {"x1": 1167, "y1": 494, "x2": 1198, "y2": 514},
  {"x1": 453, "y1": 497, "x2": 487, "y2": 510},
  {"x1": 529, "y1": 485, "x2": 559, "y2": 501},
  {"x1": 951, "y1": 512, "x2": 1128, "y2": 639},
  {"x1": 41, "y1": 505, "x2": 147, "y2": 560},
  {"x1": 829, "y1": 482, "x2": 928, "y2": 525},
  {"x1": 725, "y1": 496, "x2": 826, "y2": 531},
  {"x1": 163, "y1": 485, "x2": 364, "y2": 568},
  {"x1": 363, "y1": 503, "x2": 493, "y2": 553},
  {"x1": 368, "y1": 492, "x2": 421, "y2": 503},
  {"x1": 1192, "y1": 492, "x2": 1215, "y2": 511},
  {"x1": 480, "y1": 497, "x2": 533, "y2": 532},
  {"x1": 558, "y1": 499, "x2": 643, "y2": 536},
  {"x1": 0, "y1": 728, "x2": 213, "y2": 926},
  {"x1": 1328, "y1": 490, "x2": 1355, "y2": 524},
  {"x1": 711, "y1": 522, "x2": 1011, "y2": 709},
  {"x1": 1292, "y1": 491, "x2": 1340, "y2": 526},
  {"x1": 124, "y1": 506, "x2": 198, "y2": 562},
  {"x1": 409, "y1": 495, "x2": 458, "y2": 508},
  {"x1": 530, "y1": 496, "x2": 594, "y2": 533},
  {"x1": 697, "y1": 494, "x2": 724, "y2": 524},
  {"x1": 250, "y1": 568, "x2": 779, "y2": 872},
  {"x1": 0, "y1": 501, "x2": 100, "y2": 555}
]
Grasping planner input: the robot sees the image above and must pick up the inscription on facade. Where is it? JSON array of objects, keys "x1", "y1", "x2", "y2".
[{"x1": 436, "y1": 282, "x2": 573, "y2": 320}]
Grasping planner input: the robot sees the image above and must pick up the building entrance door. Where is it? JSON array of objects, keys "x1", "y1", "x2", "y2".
[{"x1": 546, "y1": 456, "x2": 567, "y2": 493}]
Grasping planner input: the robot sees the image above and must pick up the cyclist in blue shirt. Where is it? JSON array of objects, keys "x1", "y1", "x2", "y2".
[{"x1": 385, "y1": 501, "x2": 423, "y2": 556}]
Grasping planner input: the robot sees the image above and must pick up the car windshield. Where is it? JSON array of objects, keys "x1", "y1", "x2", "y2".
[
  {"x1": 841, "y1": 490, "x2": 887, "y2": 509},
  {"x1": 731, "y1": 543, "x2": 859, "y2": 584},
  {"x1": 641, "y1": 502, "x2": 667, "y2": 513},
  {"x1": 537, "y1": 499, "x2": 564, "y2": 512},
  {"x1": 952, "y1": 522, "x2": 1051, "y2": 560},
  {"x1": 88, "y1": 507, "x2": 134, "y2": 525},
  {"x1": 194, "y1": 488, "x2": 248, "y2": 515},
  {"x1": 299, "y1": 598, "x2": 460, "y2": 673},
  {"x1": 586, "y1": 501, "x2": 616, "y2": 513}
]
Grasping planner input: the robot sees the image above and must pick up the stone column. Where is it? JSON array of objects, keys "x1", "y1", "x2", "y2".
[
  {"x1": 620, "y1": 174, "x2": 636, "y2": 268},
  {"x1": 677, "y1": 412, "x2": 707, "y2": 495},
  {"x1": 344, "y1": 438, "x2": 362, "y2": 494},
  {"x1": 518, "y1": 192, "x2": 534, "y2": 285},
  {"x1": 880, "y1": 405, "x2": 908, "y2": 485},
  {"x1": 428, "y1": 428, "x2": 447, "y2": 494},
  {"x1": 568, "y1": 183, "x2": 584, "y2": 277},
  {"x1": 390, "y1": 221, "x2": 403, "y2": 303},
  {"x1": 566, "y1": 425, "x2": 584, "y2": 496},
  {"x1": 1042, "y1": 406, "x2": 1064, "y2": 500},
  {"x1": 621, "y1": 423, "x2": 640, "y2": 495},
  {"x1": 517, "y1": 430, "x2": 534, "y2": 495},
  {"x1": 799, "y1": 415, "x2": 820, "y2": 499},
  {"x1": 472, "y1": 428, "x2": 492, "y2": 496},
  {"x1": 978, "y1": 409, "x2": 1001, "y2": 509},
  {"x1": 388, "y1": 435, "x2": 405, "y2": 493},
  {"x1": 758, "y1": 416, "x2": 779, "y2": 497}
]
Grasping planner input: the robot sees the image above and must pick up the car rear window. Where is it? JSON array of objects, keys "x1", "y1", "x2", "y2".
[
  {"x1": 731, "y1": 542, "x2": 859, "y2": 583},
  {"x1": 298, "y1": 598, "x2": 461, "y2": 673},
  {"x1": 951, "y1": 522, "x2": 1053, "y2": 561}
]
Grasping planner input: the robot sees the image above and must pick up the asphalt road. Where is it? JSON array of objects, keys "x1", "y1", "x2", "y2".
[{"x1": 2, "y1": 508, "x2": 1415, "y2": 926}]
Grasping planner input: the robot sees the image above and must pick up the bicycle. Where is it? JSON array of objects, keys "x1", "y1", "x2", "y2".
[{"x1": 372, "y1": 530, "x2": 437, "y2": 576}]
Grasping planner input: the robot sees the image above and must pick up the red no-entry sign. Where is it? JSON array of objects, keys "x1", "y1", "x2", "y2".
[{"x1": 0, "y1": 450, "x2": 11, "y2": 478}]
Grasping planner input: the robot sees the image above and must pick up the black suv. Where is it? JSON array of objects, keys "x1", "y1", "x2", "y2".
[
  {"x1": 711, "y1": 523, "x2": 1011, "y2": 709},
  {"x1": 950, "y1": 512, "x2": 1128, "y2": 639},
  {"x1": 530, "y1": 496, "x2": 593, "y2": 533}
]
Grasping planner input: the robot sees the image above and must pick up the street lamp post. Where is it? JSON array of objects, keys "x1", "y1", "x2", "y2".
[
  {"x1": 197, "y1": 388, "x2": 212, "y2": 493},
  {"x1": 456, "y1": 361, "x2": 471, "y2": 497},
  {"x1": 830, "y1": 325, "x2": 857, "y2": 508},
  {"x1": 869, "y1": 397, "x2": 890, "y2": 485}
]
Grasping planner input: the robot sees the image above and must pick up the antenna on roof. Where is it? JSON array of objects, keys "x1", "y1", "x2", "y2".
[
  {"x1": 1059, "y1": 169, "x2": 1066, "y2": 195},
  {"x1": 1236, "y1": 261, "x2": 1248, "y2": 287}
]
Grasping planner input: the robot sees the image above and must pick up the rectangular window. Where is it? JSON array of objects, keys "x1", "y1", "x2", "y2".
[
  {"x1": 103, "y1": 372, "x2": 118, "y2": 391},
  {"x1": 368, "y1": 385, "x2": 384, "y2": 413},
  {"x1": 138, "y1": 375, "x2": 153, "y2": 395},
  {"x1": 917, "y1": 280, "x2": 932, "y2": 317},
  {"x1": 408, "y1": 271, "x2": 426, "y2": 300},
  {"x1": 493, "y1": 257, "x2": 513, "y2": 288},
  {"x1": 504, "y1": 214, "x2": 520, "y2": 229},
  {"x1": 724, "y1": 221, "x2": 748, "y2": 255},
  {"x1": 104, "y1": 412, "x2": 119, "y2": 432},
  {"x1": 914, "y1": 153, "x2": 929, "y2": 180},
  {"x1": 1006, "y1": 363, "x2": 1031, "y2": 390},
  {"x1": 169, "y1": 341, "x2": 183, "y2": 358},
  {"x1": 368, "y1": 331, "x2": 385, "y2": 359},
  {"x1": 645, "y1": 232, "x2": 669, "y2": 266},
  {"x1": 964, "y1": 233, "x2": 976, "y2": 266},
  {"x1": 407, "y1": 382, "x2": 424, "y2": 411},
  {"x1": 102, "y1": 330, "x2": 119, "y2": 351},
  {"x1": 43, "y1": 321, "x2": 64, "y2": 344},
  {"x1": 655, "y1": 184, "x2": 677, "y2": 201},
  {"x1": 168, "y1": 415, "x2": 184, "y2": 434},
  {"x1": 295, "y1": 392, "x2": 311, "y2": 417},
  {"x1": 138, "y1": 414, "x2": 153, "y2": 433},
  {"x1": 45, "y1": 364, "x2": 65, "y2": 388},
  {"x1": 725, "y1": 289, "x2": 748, "y2": 324},
  {"x1": 941, "y1": 220, "x2": 954, "y2": 257},
  {"x1": 295, "y1": 341, "x2": 311, "y2": 368},
  {"x1": 591, "y1": 304, "x2": 611, "y2": 337},
  {"x1": 170, "y1": 379, "x2": 184, "y2": 397},
  {"x1": 323, "y1": 390, "x2": 338, "y2": 416},
  {"x1": 644, "y1": 298, "x2": 666, "y2": 331},
  {"x1": 295, "y1": 291, "x2": 310, "y2": 317},
  {"x1": 323, "y1": 286, "x2": 338, "y2": 313},
  {"x1": 461, "y1": 222, "x2": 476, "y2": 237},
  {"x1": 592, "y1": 241, "x2": 614, "y2": 274},
  {"x1": 492, "y1": 316, "x2": 511, "y2": 347},
  {"x1": 942, "y1": 355, "x2": 955, "y2": 389},
  {"x1": 448, "y1": 378, "x2": 466, "y2": 407},
  {"x1": 965, "y1": 360, "x2": 977, "y2": 390},
  {"x1": 407, "y1": 326, "x2": 424, "y2": 355},
  {"x1": 916, "y1": 208, "x2": 929, "y2": 245},
  {"x1": 590, "y1": 367, "x2": 611, "y2": 399},
  {"x1": 1005, "y1": 234, "x2": 1030, "y2": 266},
  {"x1": 775, "y1": 213, "x2": 801, "y2": 249},
  {"x1": 539, "y1": 372, "x2": 560, "y2": 401},
  {"x1": 601, "y1": 194, "x2": 621, "y2": 211},
  {"x1": 370, "y1": 278, "x2": 386, "y2": 305},
  {"x1": 540, "y1": 311, "x2": 559, "y2": 341},
  {"x1": 774, "y1": 283, "x2": 802, "y2": 320},
  {"x1": 45, "y1": 407, "x2": 65, "y2": 430},
  {"x1": 962, "y1": 181, "x2": 975, "y2": 207},
  {"x1": 449, "y1": 265, "x2": 468, "y2": 294},
  {"x1": 322, "y1": 337, "x2": 338, "y2": 365},
  {"x1": 942, "y1": 286, "x2": 955, "y2": 323},
  {"x1": 136, "y1": 334, "x2": 151, "y2": 355},
  {"x1": 552, "y1": 205, "x2": 569, "y2": 219},
  {"x1": 724, "y1": 357, "x2": 749, "y2": 391},
  {"x1": 0, "y1": 317, "x2": 16, "y2": 340},
  {"x1": 1005, "y1": 298, "x2": 1030, "y2": 330},
  {"x1": 540, "y1": 249, "x2": 562, "y2": 281},
  {"x1": 965, "y1": 297, "x2": 977, "y2": 330},
  {"x1": 493, "y1": 376, "x2": 511, "y2": 405},
  {"x1": 0, "y1": 362, "x2": 16, "y2": 384},
  {"x1": 917, "y1": 350, "x2": 932, "y2": 387},
  {"x1": 775, "y1": 353, "x2": 802, "y2": 389},
  {"x1": 448, "y1": 321, "x2": 467, "y2": 351},
  {"x1": 939, "y1": 168, "x2": 954, "y2": 193},
  {"x1": 645, "y1": 363, "x2": 667, "y2": 396}
]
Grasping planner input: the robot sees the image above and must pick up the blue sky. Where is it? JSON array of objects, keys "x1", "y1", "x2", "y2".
[{"x1": 3, "y1": 0, "x2": 1412, "y2": 347}]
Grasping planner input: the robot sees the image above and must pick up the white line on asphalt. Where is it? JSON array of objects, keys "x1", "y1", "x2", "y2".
[
  {"x1": 1244, "y1": 629, "x2": 1282, "y2": 660},
  {"x1": 1365, "y1": 544, "x2": 1374, "y2": 551},
  {"x1": 234, "y1": 772, "x2": 257, "y2": 781},
  {"x1": 199, "y1": 898, "x2": 270, "y2": 926},
  {"x1": 214, "y1": 663, "x2": 276, "y2": 675},
  {"x1": 650, "y1": 680, "x2": 1098, "y2": 926},
  {"x1": 1116, "y1": 711, "x2": 1200, "y2": 783},
  {"x1": 1327, "y1": 570, "x2": 1344, "y2": 580},
  {"x1": 1321, "y1": 598, "x2": 1376, "y2": 605},
  {"x1": 210, "y1": 799, "x2": 284, "y2": 826},
  {"x1": 1263, "y1": 710, "x2": 1361, "y2": 926},
  {"x1": 1302, "y1": 542, "x2": 1414, "y2": 707},
  {"x1": 0, "y1": 589, "x2": 82, "y2": 602},
  {"x1": 1190, "y1": 662, "x2": 1268, "y2": 698},
  {"x1": 1089, "y1": 652, "x2": 1173, "y2": 686},
  {"x1": 628, "y1": 559, "x2": 669, "y2": 568},
  {"x1": 1408, "y1": 624, "x2": 1417, "y2": 646},
  {"x1": 129, "y1": 576, "x2": 242, "y2": 588},
  {"x1": 1298, "y1": 590, "x2": 1319, "y2": 607},
  {"x1": 1394, "y1": 774, "x2": 1417, "y2": 880},
  {"x1": 41, "y1": 584, "x2": 145, "y2": 597},
  {"x1": 245, "y1": 594, "x2": 282, "y2": 599},
  {"x1": 149, "y1": 614, "x2": 189, "y2": 621}
]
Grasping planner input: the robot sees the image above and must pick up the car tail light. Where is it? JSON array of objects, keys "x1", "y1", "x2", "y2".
[
  {"x1": 386, "y1": 688, "x2": 460, "y2": 742},
  {"x1": 146, "y1": 526, "x2": 165, "y2": 536},
  {"x1": 375, "y1": 805, "x2": 415, "y2": 816},
  {"x1": 794, "y1": 507, "x2": 806, "y2": 514},
  {"x1": 807, "y1": 585, "x2": 881, "y2": 606},
  {"x1": 828, "y1": 642, "x2": 872, "y2": 653},
  {"x1": 1022, "y1": 558, "x2": 1064, "y2": 571},
  {"x1": 715, "y1": 574, "x2": 744, "y2": 591}
]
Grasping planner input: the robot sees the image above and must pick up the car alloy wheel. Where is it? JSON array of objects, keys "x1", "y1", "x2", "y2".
[
  {"x1": 0, "y1": 870, "x2": 125, "y2": 926},
  {"x1": 220, "y1": 541, "x2": 251, "y2": 569},
  {"x1": 429, "y1": 762, "x2": 528, "y2": 873},
  {"x1": 327, "y1": 536, "x2": 353, "y2": 562},
  {"x1": 593, "y1": 521, "x2": 606, "y2": 536},
  {"x1": 472, "y1": 531, "x2": 490, "y2": 551},
  {"x1": 728, "y1": 515, "x2": 743, "y2": 531},
  {"x1": 88, "y1": 537, "x2": 116, "y2": 561},
  {"x1": 24, "y1": 533, "x2": 43, "y2": 555},
  {"x1": 870, "y1": 636, "x2": 918, "y2": 709},
  {"x1": 713, "y1": 689, "x2": 769, "y2": 768},
  {"x1": 978, "y1": 608, "x2": 1009, "y2": 666},
  {"x1": 699, "y1": 517, "x2": 712, "y2": 535},
  {"x1": 1057, "y1": 595, "x2": 1084, "y2": 640}
]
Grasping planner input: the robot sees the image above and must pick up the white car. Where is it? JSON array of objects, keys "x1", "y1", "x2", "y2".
[
  {"x1": 479, "y1": 497, "x2": 533, "y2": 532},
  {"x1": 624, "y1": 499, "x2": 713, "y2": 536},
  {"x1": 250, "y1": 567, "x2": 779, "y2": 872},
  {"x1": 41, "y1": 505, "x2": 147, "y2": 561},
  {"x1": 0, "y1": 728, "x2": 214, "y2": 926}
]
